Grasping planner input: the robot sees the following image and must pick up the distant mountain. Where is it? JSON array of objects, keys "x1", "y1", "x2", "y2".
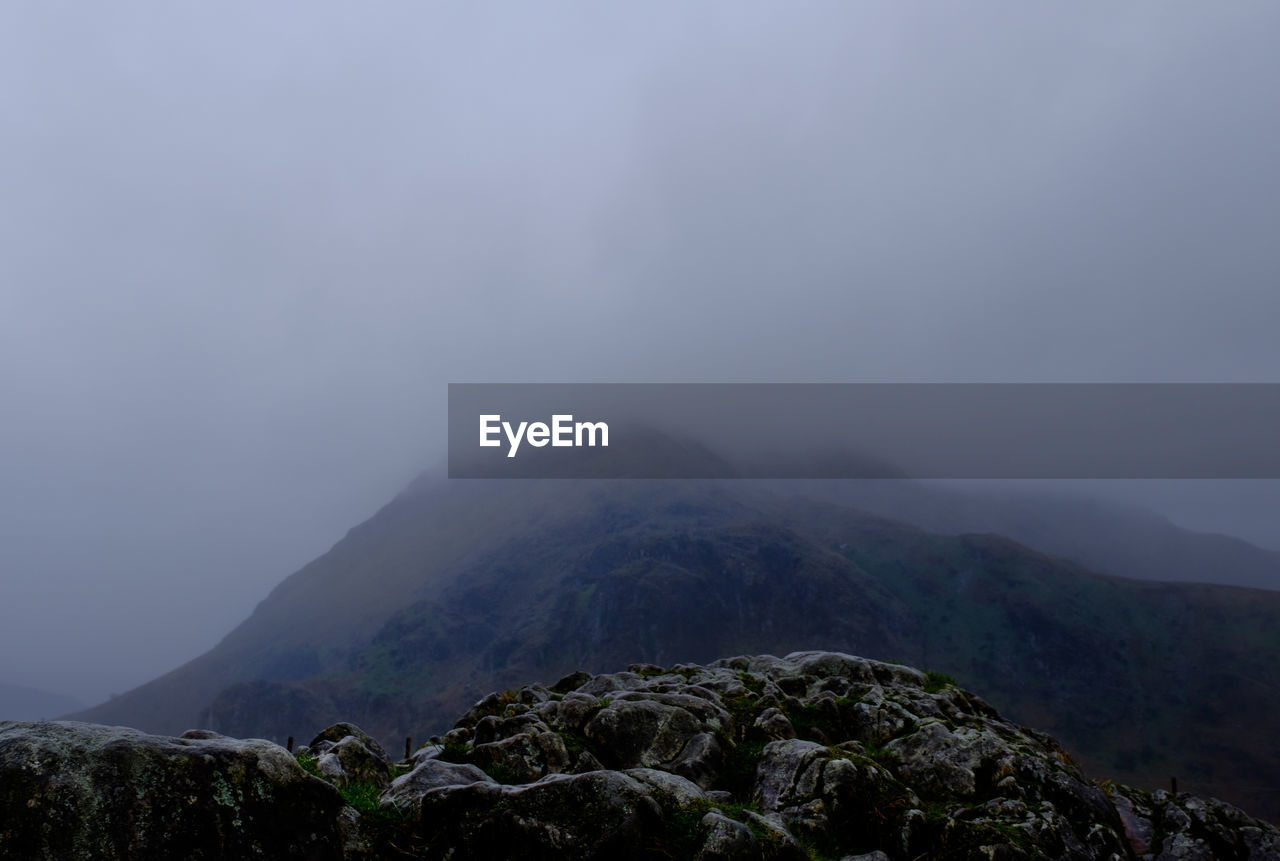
[
  {"x1": 72, "y1": 475, "x2": 1280, "y2": 822},
  {"x1": 788, "y1": 479, "x2": 1280, "y2": 591},
  {"x1": 0, "y1": 682, "x2": 83, "y2": 721}
]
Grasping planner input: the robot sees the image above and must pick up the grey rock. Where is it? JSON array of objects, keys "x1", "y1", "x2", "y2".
[
  {"x1": 698, "y1": 811, "x2": 756, "y2": 860},
  {"x1": 10, "y1": 653, "x2": 1280, "y2": 860},
  {"x1": 316, "y1": 734, "x2": 390, "y2": 788},
  {"x1": 0, "y1": 720, "x2": 356, "y2": 860},
  {"x1": 625, "y1": 767, "x2": 708, "y2": 808},
  {"x1": 418, "y1": 770, "x2": 665, "y2": 859},
  {"x1": 310, "y1": 721, "x2": 390, "y2": 763},
  {"x1": 755, "y1": 707, "x2": 796, "y2": 740},
  {"x1": 380, "y1": 757, "x2": 495, "y2": 810},
  {"x1": 584, "y1": 698, "x2": 704, "y2": 769}
]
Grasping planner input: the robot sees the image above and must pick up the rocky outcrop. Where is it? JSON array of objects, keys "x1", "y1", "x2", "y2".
[
  {"x1": 402, "y1": 651, "x2": 1280, "y2": 860},
  {"x1": 4, "y1": 652, "x2": 1279, "y2": 860},
  {"x1": 0, "y1": 721, "x2": 359, "y2": 860},
  {"x1": 306, "y1": 724, "x2": 392, "y2": 790}
]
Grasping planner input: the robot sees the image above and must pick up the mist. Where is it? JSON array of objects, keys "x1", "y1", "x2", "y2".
[{"x1": 3, "y1": 2, "x2": 1279, "y2": 703}]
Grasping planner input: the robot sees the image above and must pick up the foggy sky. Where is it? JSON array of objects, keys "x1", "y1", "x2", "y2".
[{"x1": 3, "y1": 2, "x2": 1280, "y2": 703}]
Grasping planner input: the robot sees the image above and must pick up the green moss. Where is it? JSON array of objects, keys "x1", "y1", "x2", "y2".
[
  {"x1": 793, "y1": 830, "x2": 841, "y2": 861},
  {"x1": 720, "y1": 692, "x2": 760, "y2": 730},
  {"x1": 660, "y1": 798, "x2": 771, "y2": 857},
  {"x1": 739, "y1": 672, "x2": 766, "y2": 695},
  {"x1": 782, "y1": 696, "x2": 861, "y2": 744},
  {"x1": 478, "y1": 760, "x2": 524, "y2": 785},
  {"x1": 721, "y1": 739, "x2": 766, "y2": 798},
  {"x1": 862, "y1": 739, "x2": 899, "y2": 767},
  {"x1": 557, "y1": 731, "x2": 587, "y2": 760}
]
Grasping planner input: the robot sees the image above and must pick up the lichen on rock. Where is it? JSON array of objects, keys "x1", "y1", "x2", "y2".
[{"x1": 4, "y1": 652, "x2": 1280, "y2": 860}]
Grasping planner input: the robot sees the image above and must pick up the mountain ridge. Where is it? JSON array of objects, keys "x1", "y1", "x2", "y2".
[{"x1": 72, "y1": 476, "x2": 1280, "y2": 821}]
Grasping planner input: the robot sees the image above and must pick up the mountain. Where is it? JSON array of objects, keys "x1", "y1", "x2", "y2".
[
  {"x1": 0, "y1": 682, "x2": 83, "y2": 721},
  {"x1": 789, "y1": 479, "x2": 1280, "y2": 591},
  {"x1": 72, "y1": 476, "x2": 1280, "y2": 822},
  {"x1": 9, "y1": 652, "x2": 1280, "y2": 859}
]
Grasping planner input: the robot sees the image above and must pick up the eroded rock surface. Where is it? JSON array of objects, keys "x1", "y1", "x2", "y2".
[
  {"x1": 419, "y1": 651, "x2": 1280, "y2": 860},
  {"x1": 0, "y1": 720, "x2": 357, "y2": 860},
  {"x1": 4, "y1": 653, "x2": 1279, "y2": 860}
]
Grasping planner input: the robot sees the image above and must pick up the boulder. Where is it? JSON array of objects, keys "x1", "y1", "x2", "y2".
[
  {"x1": 309, "y1": 722, "x2": 390, "y2": 762},
  {"x1": 315, "y1": 734, "x2": 390, "y2": 789},
  {"x1": 380, "y1": 757, "x2": 495, "y2": 810},
  {"x1": 417, "y1": 771, "x2": 666, "y2": 859},
  {"x1": 0, "y1": 720, "x2": 358, "y2": 860}
]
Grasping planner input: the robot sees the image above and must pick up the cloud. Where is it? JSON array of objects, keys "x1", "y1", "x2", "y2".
[{"x1": 1, "y1": 2, "x2": 1278, "y2": 700}]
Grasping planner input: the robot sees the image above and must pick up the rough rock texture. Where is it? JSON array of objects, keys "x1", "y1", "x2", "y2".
[
  {"x1": 4, "y1": 653, "x2": 1279, "y2": 860},
  {"x1": 410, "y1": 652, "x2": 1280, "y2": 860},
  {"x1": 309, "y1": 722, "x2": 390, "y2": 763},
  {"x1": 0, "y1": 720, "x2": 358, "y2": 860},
  {"x1": 314, "y1": 735, "x2": 390, "y2": 790}
]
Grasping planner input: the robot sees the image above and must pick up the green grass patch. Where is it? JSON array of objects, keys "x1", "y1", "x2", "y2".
[
  {"x1": 295, "y1": 751, "x2": 324, "y2": 780},
  {"x1": 437, "y1": 740, "x2": 470, "y2": 764},
  {"x1": 339, "y1": 781, "x2": 383, "y2": 813},
  {"x1": 923, "y1": 670, "x2": 956, "y2": 694}
]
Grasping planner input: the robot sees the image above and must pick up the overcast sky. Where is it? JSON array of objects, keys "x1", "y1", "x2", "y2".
[{"x1": 3, "y1": 2, "x2": 1279, "y2": 703}]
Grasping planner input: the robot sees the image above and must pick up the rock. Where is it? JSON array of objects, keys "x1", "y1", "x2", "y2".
[
  {"x1": 470, "y1": 728, "x2": 571, "y2": 783},
  {"x1": 178, "y1": 728, "x2": 225, "y2": 740},
  {"x1": 669, "y1": 731, "x2": 725, "y2": 789},
  {"x1": 755, "y1": 707, "x2": 796, "y2": 740},
  {"x1": 315, "y1": 734, "x2": 390, "y2": 789},
  {"x1": 550, "y1": 670, "x2": 594, "y2": 694},
  {"x1": 584, "y1": 699, "x2": 704, "y2": 769},
  {"x1": 417, "y1": 770, "x2": 666, "y2": 859},
  {"x1": 7, "y1": 652, "x2": 1280, "y2": 860},
  {"x1": 1105, "y1": 783, "x2": 1280, "y2": 860},
  {"x1": 624, "y1": 767, "x2": 708, "y2": 808},
  {"x1": 698, "y1": 810, "x2": 756, "y2": 859},
  {"x1": 380, "y1": 758, "x2": 495, "y2": 810},
  {"x1": 309, "y1": 722, "x2": 390, "y2": 762},
  {"x1": 0, "y1": 720, "x2": 356, "y2": 860}
]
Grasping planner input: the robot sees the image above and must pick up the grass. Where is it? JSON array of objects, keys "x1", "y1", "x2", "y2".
[
  {"x1": 923, "y1": 670, "x2": 956, "y2": 694},
  {"x1": 294, "y1": 751, "x2": 421, "y2": 853},
  {"x1": 436, "y1": 740, "x2": 470, "y2": 764},
  {"x1": 295, "y1": 750, "x2": 323, "y2": 779},
  {"x1": 339, "y1": 781, "x2": 383, "y2": 812},
  {"x1": 663, "y1": 798, "x2": 777, "y2": 857}
]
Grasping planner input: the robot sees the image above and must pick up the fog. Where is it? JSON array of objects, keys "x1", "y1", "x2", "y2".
[{"x1": 2, "y1": 2, "x2": 1279, "y2": 703}]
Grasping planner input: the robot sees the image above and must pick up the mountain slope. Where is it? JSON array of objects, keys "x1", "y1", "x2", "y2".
[
  {"x1": 794, "y1": 479, "x2": 1280, "y2": 590},
  {"x1": 74, "y1": 477, "x2": 1280, "y2": 822}
]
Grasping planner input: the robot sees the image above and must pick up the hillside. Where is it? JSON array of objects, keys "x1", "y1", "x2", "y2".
[
  {"x1": 73, "y1": 476, "x2": 1280, "y2": 822},
  {"x1": 792, "y1": 479, "x2": 1280, "y2": 591}
]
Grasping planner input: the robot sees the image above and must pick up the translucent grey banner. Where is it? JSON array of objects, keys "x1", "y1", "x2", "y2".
[{"x1": 447, "y1": 383, "x2": 1280, "y2": 479}]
